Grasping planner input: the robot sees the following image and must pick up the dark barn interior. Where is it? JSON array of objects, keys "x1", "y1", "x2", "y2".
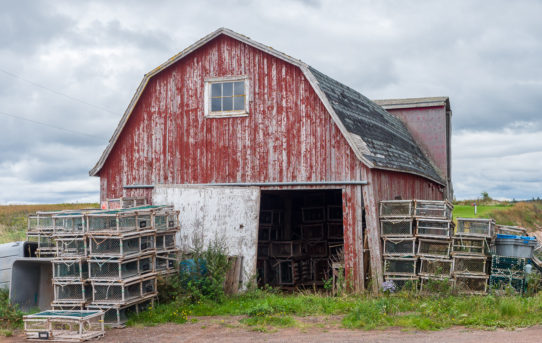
[{"x1": 257, "y1": 189, "x2": 344, "y2": 289}]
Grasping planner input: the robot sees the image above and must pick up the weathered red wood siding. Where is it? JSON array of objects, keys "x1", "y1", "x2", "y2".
[{"x1": 99, "y1": 34, "x2": 362, "y2": 200}]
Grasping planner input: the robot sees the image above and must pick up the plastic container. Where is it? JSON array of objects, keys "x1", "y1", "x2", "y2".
[{"x1": 495, "y1": 235, "x2": 537, "y2": 258}]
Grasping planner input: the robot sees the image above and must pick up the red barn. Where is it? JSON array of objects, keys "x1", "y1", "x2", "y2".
[{"x1": 90, "y1": 28, "x2": 452, "y2": 291}]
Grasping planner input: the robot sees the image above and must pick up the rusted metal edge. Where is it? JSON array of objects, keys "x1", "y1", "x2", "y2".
[{"x1": 125, "y1": 181, "x2": 368, "y2": 189}]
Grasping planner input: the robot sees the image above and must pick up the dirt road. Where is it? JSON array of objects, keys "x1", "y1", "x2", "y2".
[{"x1": 4, "y1": 317, "x2": 542, "y2": 343}]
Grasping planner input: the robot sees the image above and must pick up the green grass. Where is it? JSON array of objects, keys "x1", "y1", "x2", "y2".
[
  {"x1": 128, "y1": 291, "x2": 542, "y2": 331},
  {"x1": 453, "y1": 204, "x2": 512, "y2": 219}
]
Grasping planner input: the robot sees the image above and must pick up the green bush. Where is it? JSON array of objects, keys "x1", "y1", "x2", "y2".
[{"x1": 0, "y1": 289, "x2": 23, "y2": 333}]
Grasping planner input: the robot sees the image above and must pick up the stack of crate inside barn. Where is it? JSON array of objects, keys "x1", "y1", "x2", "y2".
[
  {"x1": 451, "y1": 218, "x2": 494, "y2": 294},
  {"x1": 29, "y1": 199, "x2": 180, "y2": 327},
  {"x1": 257, "y1": 192, "x2": 344, "y2": 289}
]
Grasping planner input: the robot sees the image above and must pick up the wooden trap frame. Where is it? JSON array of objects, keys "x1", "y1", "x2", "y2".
[
  {"x1": 380, "y1": 218, "x2": 414, "y2": 237},
  {"x1": 88, "y1": 254, "x2": 155, "y2": 282},
  {"x1": 418, "y1": 257, "x2": 453, "y2": 278},
  {"x1": 414, "y1": 200, "x2": 453, "y2": 219},
  {"x1": 24, "y1": 310, "x2": 104, "y2": 342},
  {"x1": 417, "y1": 239, "x2": 451, "y2": 258},
  {"x1": 382, "y1": 237, "x2": 416, "y2": 256},
  {"x1": 379, "y1": 200, "x2": 413, "y2": 218},
  {"x1": 452, "y1": 255, "x2": 488, "y2": 276}
]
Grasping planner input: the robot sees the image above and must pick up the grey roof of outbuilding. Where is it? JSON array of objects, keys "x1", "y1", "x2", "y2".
[{"x1": 309, "y1": 66, "x2": 444, "y2": 184}]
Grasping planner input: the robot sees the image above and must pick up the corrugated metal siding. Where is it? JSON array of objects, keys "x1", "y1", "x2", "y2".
[{"x1": 99, "y1": 34, "x2": 362, "y2": 201}]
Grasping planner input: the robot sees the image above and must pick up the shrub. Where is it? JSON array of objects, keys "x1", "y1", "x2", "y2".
[{"x1": 0, "y1": 289, "x2": 23, "y2": 333}]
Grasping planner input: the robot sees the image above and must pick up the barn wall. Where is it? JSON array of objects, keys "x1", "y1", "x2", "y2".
[
  {"x1": 99, "y1": 34, "x2": 362, "y2": 203},
  {"x1": 386, "y1": 106, "x2": 449, "y2": 181}
]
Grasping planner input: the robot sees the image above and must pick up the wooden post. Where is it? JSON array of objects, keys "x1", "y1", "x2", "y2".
[{"x1": 361, "y1": 168, "x2": 383, "y2": 293}]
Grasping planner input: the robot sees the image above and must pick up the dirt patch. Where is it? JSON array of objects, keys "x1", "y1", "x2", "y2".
[{"x1": 3, "y1": 317, "x2": 542, "y2": 343}]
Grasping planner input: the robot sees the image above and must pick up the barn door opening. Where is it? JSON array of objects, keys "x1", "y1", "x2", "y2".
[{"x1": 256, "y1": 189, "x2": 344, "y2": 290}]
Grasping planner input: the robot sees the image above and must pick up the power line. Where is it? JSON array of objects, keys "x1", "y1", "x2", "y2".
[
  {"x1": 0, "y1": 110, "x2": 104, "y2": 141},
  {"x1": 0, "y1": 67, "x2": 119, "y2": 115}
]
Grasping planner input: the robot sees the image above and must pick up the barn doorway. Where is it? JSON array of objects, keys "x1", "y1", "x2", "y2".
[{"x1": 256, "y1": 189, "x2": 344, "y2": 289}]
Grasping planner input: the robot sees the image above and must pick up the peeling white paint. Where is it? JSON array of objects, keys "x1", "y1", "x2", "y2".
[{"x1": 152, "y1": 184, "x2": 260, "y2": 289}]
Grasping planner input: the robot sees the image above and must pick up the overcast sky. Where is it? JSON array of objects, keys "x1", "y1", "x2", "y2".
[{"x1": 1, "y1": 0, "x2": 541, "y2": 203}]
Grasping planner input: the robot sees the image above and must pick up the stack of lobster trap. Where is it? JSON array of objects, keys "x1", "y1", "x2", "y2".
[
  {"x1": 29, "y1": 200, "x2": 180, "y2": 327},
  {"x1": 380, "y1": 200, "x2": 454, "y2": 290},
  {"x1": 451, "y1": 218, "x2": 494, "y2": 294}
]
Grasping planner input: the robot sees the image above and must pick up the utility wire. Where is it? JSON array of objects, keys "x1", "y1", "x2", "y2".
[
  {"x1": 0, "y1": 110, "x2": 104, "y2": 141},
  {"x1": 0, "y1": 67, "x2": 119, "y2": 115}
]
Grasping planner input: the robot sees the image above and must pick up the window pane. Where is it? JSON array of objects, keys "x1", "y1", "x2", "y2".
[
  {"x1": 222, "y1": 96, "x2": 233, "y2": 111},
  {"x1": 211, "y1": 97, "x2": 221, "y2": 112},
  {"x1": 234, "y1": 81, "x2": 244, "y2": 95},
  {"x1": 222, "y1": 82, "x2": 233, "y2": 96},
  {"x1": 234, "y1": 95, "x2": 245, "y2": 111},
  {"x1": 211, "y1": 83, "x2": 221, "y2": 97}
]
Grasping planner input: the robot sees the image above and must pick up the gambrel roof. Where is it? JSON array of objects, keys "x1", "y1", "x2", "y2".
[{"x1": 90, "y1": 28, "x2": 444, "y2": 185}]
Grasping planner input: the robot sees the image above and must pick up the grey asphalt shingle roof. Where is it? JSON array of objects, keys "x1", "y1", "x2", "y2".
[{"x1": 309, "y1": 66, "x2": 444, "y2": 184}]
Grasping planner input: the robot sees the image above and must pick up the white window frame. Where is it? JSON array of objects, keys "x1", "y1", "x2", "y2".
[{"x1": 204, "y1": 76, "x2": 250, "y2": 118}]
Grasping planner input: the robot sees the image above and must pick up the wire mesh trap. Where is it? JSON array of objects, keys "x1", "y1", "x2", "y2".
[
  {"x1": 53, "y1": 258, "x2": 88, "y2": 281},
  {"x1": 88, "y1": 231, "x2": 155, "y2": 258},
  {"x1": 86, "y1": 296, "x2": 154, "y2": 328},
  {"x1": 53, "y1": 213, "x2": 88, "y2": 235},
  {"x1": 419, "y1": 257, "x2": 452, "y2": 277},
  {"x1": 490, "y1": 255, "x2": 527, "y2": 276},
  {"x1": 417, "y1": 239, "x2": 451, "y2": 258},
  {"x1": 28, "y1": 211, "x2": 59, "y2": 233},
  {"x1": 156, "y1": 251, "x2": 178, "y2": 275},
  {"x1": 327, "y1": 223, "x2": 343, "y2": 240},
  {"x1": 152, "y1": 208, "x2": 180, "y2": 231},
  {"x1": 383, "y1": 238, "x2": 416, "y2": 256},
  {"x1": 27, "y1": 232, "x2": 57, "y2": 257},
  {"x1": 24, "y1": 310, "x2": 105, "y2": 342},
  {"x1": 91, "y1": 275, "x2": 157, "y2": 305},
  {"x1": 384, "y1": 257, "x2": 417, "y2": 276},
  {"x1": 456, "y1": 218, "x2": 495, "y2": 238},
  {"x1": 270, "y1": 241, "x2": 303, "y2": 257},
  {"x1": 414, "y1": 200, "x2": 453, "y2": 219},
  {"x1": 495, "y1": 225, "x2": 528, "y2": 236},
  {"x1": 452, "y1": 256, "x2": 487, "y2": 276},
  {"x1": 55, "y1": 236, "x2": 87, "y2": 257},
  {"x1": 302, "y1": 223, "x2": 325, "y2": 240},
  {"x1": 451, "y1": 237, "x2": 489, "y2": 256},
  {"x1": 303, "y1": 241, "x2": 328, "y2": 257},
  {"x1": 489, "y1": 275, "x2": 525, "y2": 294},
  {"x1": 301, "y1": 207, "x2": 326, "y2": 223},
  {"x1": 380, "y1": 218, "x2": 414, "y2": 237},
  {"x1": 419, "y1": 276, "x2": 454, "y2": 294},
  {"x1": 156, "y1": 231, "x2": 177, "y2": 252},
  {"x1": 384, "y1": 276, "x2": 419, "y2": 291},
  {"x1": 53, "y1": 282, "x2": 92, "y2": 303},
  {"x1": 327, "y1": 205, "x2": 343, "y2": 222},
  {"x1": 454, "y1": 275, "x2": 488, "y2": 294},
  {"x1": 379, "y1": 200, "x2": 413, "y2": 218},
  {"x1": 88, "y1": 255, "x2": 155, "y2": 281},
  {"x1": 416, "y1": 219, "x2": 453, "y2": 238},
  {"x1": 86, "y1": 207, "x2": 158, "y2": 233}
]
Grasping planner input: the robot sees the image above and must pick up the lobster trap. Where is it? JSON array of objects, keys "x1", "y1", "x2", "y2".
[
  {"x1": 380, "y1": 218, "x2": 414, "y2": 237},
  {"x1": 91, "y1": 276, "x2": 157, "y2": 305},
  {"x1": 383, "y1": 257, "x2": 417, "y2": 276},
  {"x1": 419, "y1": 276, "x2": 454, "y2": 294},
  {"x1": 152, "y1": 207, "x2": 179, "y2": 231},
  {"x1": 489, "y1": 274, "x2": 525, "y2": 293},
  {"x1": 414, "y1": 200, "x2": 453, "y2": 219},
  {"x1": 419, "y1": 257, "x2": 452, "y2": 277},
  {"x1": 53, "y1": 213, "x2": 87, "y2": 235},
  {"x1": 156, "y1": 251, "x2": 178, "y2": 275},
  {"x1": 270, "y1": 241, "x2": 302, "y2": 257},
  {"x1": 86, "y1": 208, "x2": 155, "y2": 234},
  {"x1": 301, "y1": 207, "x2": 326, "y2": 223},
  {"x1": 303, "y1": 241, "x2": 328, "y2": 257},
  {"x1": 259, "y1": 209, "x2": 282, "y2": 225},
  {"x1": 107, "y1": 196, "x2": 147, "y2": 209},
  {"x1": 495, "y1": 225, "x2": 528, "y2": 236},
  {"x1": 452, "y1": 255, "x2": 487, "y2": 276},
  {"x1": 53, "y1": 281, "x2": 92, "y2": 303},
  {"x1": 86, "y1": 296, "x2": 154, "y2": 328},
  {"x1": 28, "y1": 211, "x2": 58, "y2": 233},
  {"x1": 379, "y1": 200, "x2": 413, "y2": 218},
  {"x1": 88, "y1": 231, "x2": 155, "y2": 258},
  {"x1": 311, "y1": 258, "x2": 329, "y2": 283},
  {"x1": 416, "y1": 219, "x2": 453, "y2": 238},
  {"x1": 27, "y1": 232, "x2": 57, "y2": 257},
  {"x1": 88, "y1": 254, "x2": 155, "y2": 281},
  {"x1": 302, "y1": 223, "x2": 325, "y2": 240},
  {"x1": 327, "y1": 205, "x2": 343, "y2": 222},
  {"x1": 451, "y1": 237, "x2": 489, "y2": 256},
  {"x1": 327, "y1": 223, "x2": 343, "y2": 240},
  {"x1": 53, "y1": 258, "x2": 88, "y2": 282},
  {"x1": 454, "y1": 275, "x2": 488, "y2": 294},
  {"x1": 382, "y1": 237, "x2": 416, "y2": 256},
  {"x1": 491, "y1": 255, "x2": 527, "y2": 276},
  {"x1": 55, "y1": 235, "x2": 87, "y2": 257},
  {"x1": 156, "y1": 231, "x2": 177, "y2": 252},
  {"x1": 417, "y1": 239, "x2": 451, "y2": 258},
  {"x1": 23, "y1": 310, "x2": 105, "y2": 342},
  {"x1": 456, "y1": 218, "x2": 495, "y2": 238}
]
